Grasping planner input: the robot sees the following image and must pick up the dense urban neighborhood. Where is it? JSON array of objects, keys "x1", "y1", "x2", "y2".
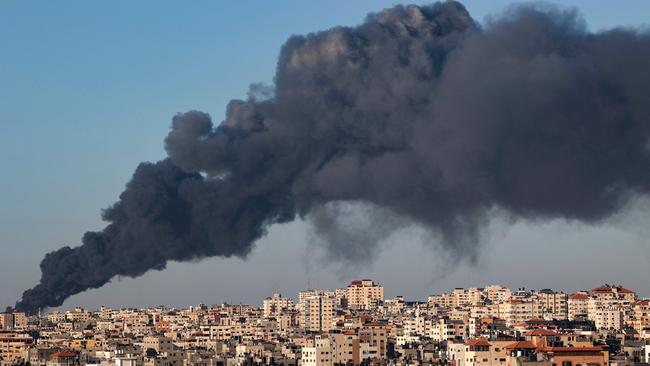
[{"x1": 2, "y1": 281, "x2": 650, "y2": 366}]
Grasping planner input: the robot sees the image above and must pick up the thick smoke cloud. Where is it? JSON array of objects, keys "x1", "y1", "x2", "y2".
[{"x1": 15, "y1": 1, "x2": 650, "y2": 314}]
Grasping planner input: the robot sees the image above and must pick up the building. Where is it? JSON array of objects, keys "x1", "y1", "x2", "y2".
[
  {"x1": 263, "y1": 293, "x2": 294, "y2": 318},
  {"x1": 535, "y1": 289, "x2": 568, "y2": 320},
  {"x1": 65, "y1": 307, "x2": 92, "y2": 323},
  {"x1": 301, "y1": 336, "x2": 332, "y2": 366},
  {"x1": 568, "y1": 293, "x2": 589, "y2": 320},
  {"x1": 142, "y1": 336, "x2": 174, "y2": 353},
  {"x1": 590, "y1": 285, "x2": 636, "y2": 301},
  {"x1": 0, "y1": 335, "x2": 33, "y2": 363},
  {"x1": 302, "y1": 296, "x2": 334, "y2": 332},
  {"x1": 504, "y1": 342, "x2": 608, "y2": 366},
  {"x1": 359, "y1": 323, "x2": 388, "y2": 359},
  {"x1": 485, "y1": 285, "x2": 512, "y2": 303},
  {"x1": 347, "y1": 279, "x2": 384, "y2": 310},
  {"x1": 330, "y1": 331, "x2": 360, "y2": 365},
  {"x1": 47, "y1": 350, "x2": 78, "y2": 366},
  {"x1": 0, "y1": 313, "x2": 13, "y2": 330},
  {"x1": 501, "y1": 300, "x2": 543, "y2": 327},
  {"x1": 589, "y1": 306, "x2": 625, "y2": 330},
  {"x1": 632, "y1": 300, "x2": 650, "y2": 333},
  {"x1": 452, "y1": 338, "x2": 509, "y2": 366}
]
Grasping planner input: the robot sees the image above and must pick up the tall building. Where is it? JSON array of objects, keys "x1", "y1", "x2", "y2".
[
  {"x1": 302, "y1": 296, "x2": 334, "y2": 332},
  {"x1": 359, "y1": 323, "x2": 388, "y2": 359},
  {"x1": 263, "y1": 293, "x2": 294, "y2": 318},
  {"x1": 632, "y1": 300, "x2": 650, "y2": 333},
  {"x1": 330, "y1": 331, "x2": 360, "y2": 365},
  {"x1": 12, "y1": 312, "x2": 27, "y2": 330},
  {"x1": 568, "y1": 292, "x2": 590, "y2": 320},
  {"x1": 0, "y1": 313, "x2": 14, "y2": 330},
  {"x1": 501, "y1": 299, "x2": 544, "y2": 326},
  {"x1": 586, "y1": 285, "x2": 636, "y2": 329},
  {"x1": 298, "y1": 289, "x2": 336, "y2": 312},
  {"x1": 484, "y1": 285, "x2": 512, "y2": 303},
  {"x1": 536, "y1": 289, "x2": 568, "y2": 319},
  {"x1": 347, "y1": 279, "x2": 384, "y2": 310}
]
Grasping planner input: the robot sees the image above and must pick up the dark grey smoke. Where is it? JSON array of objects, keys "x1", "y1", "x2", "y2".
[{"x1": 15, "y1": 1, "x2": 650, "y2": 314}]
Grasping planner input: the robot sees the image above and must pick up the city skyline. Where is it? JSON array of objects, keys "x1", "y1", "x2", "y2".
[
  {"x1": 23, "y1": 280, "x2": 644, "y2": 314},
  {"x1": 0, "y1": 278, "x2": 647, "y2": 365}
]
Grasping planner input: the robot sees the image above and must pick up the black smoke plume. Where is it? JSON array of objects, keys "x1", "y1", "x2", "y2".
[{"x1": 15, "y1": 1, "x2": 650, "y2": 314}]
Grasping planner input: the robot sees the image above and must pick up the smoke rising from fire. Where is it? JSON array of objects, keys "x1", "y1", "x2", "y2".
[{"x1": 14, "y1": 1, "x2": 650, "y2": 314}]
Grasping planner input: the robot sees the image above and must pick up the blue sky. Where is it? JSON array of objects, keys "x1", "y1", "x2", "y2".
[{"x1": 1, "y1": 1, "x2": 649, "y2": 310}]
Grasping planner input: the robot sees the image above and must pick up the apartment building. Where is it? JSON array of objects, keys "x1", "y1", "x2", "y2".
[
  {"x1": 142, "y1": 336, "x2": 175, "y2": 353},
  {"x1": 568, "y1": 293, "x2": 589, "y2": 320},
  {"x1": 450, "y1": 338, "x2": 510, "y2": 366},
  {"x1": 298, "y1": 289, "x2": 336, "y2": 312},
  {"x1": 359, "y1": 323, "x2": 388, "y2": 359},
  {"x1": 302, "y1": 296, "x2": 334, "y2": 332},
  {"x1": 65, "y1": 308, "x2": 92, "y2": 322},
  {"x1": 0, "y1": 335, "x2": 33, "y2": 363},
  {"x1": 347, "y1": 280, "x2": 384, "y2": 310},
  {"x1": 0, "y1": 313, "x2": 13, "y2": 330},
  {"x1": 330, "y1": 331, "x2": 360, "y2": 365},
  {"x1": 501, "y1": 299, "x2": 544, "y2": 327},
  {"x1": 11, "y1": 313, "x2": 28, "y2": 330},
  {"x1": 301, "y1": 336, "x2": 332, "y2": 366},
  {"x1": 589, "y1": 306, "x2": 625, "y2": 330},
  {"x1": 590, "y1": 285, "x2": 636, "y2": 301},
  {"x1": 485, "y1": 285, "x2": 512, "y2": 303},
  {"x1": 535, "y1": 290, "x2": 568, "y2": 320},
  {"x1": 632, "y1": 300, "x2": 650, "y2": 333},
  {"x1": 431, "y1": 318, "x2": 467, "y2": 342},
  {"x1": 263, "y1": 293, "x2": 294, "y2": 318}
]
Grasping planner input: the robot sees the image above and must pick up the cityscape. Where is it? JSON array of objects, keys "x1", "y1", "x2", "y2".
[
  {"x1": 2, "y1": 1, "x2": 650, "y2": 366},
  {"x1": 1, "y1": 281, "x2": 650, "y2": 366}
]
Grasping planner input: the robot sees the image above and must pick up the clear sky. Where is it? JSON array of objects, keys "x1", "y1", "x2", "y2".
[{"x1": 1, "y1": 0, "x2": 650, "y2": 311}]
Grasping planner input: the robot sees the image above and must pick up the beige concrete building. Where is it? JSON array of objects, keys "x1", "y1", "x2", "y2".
[
  {"x1": 0, "y1": 335, "x2": 33, "y2": 363},
  {"x1": 298, "y1": 289, "x2": 336, "y2": 312},
  {"x1": 568, "y1": 293, "x2": 589, "y2": 320},
  {"x1": 0, "y1": 313, "x2": 13, "y2": 330},
  {"x1": 450, "y1": 338, "x2": 510, "y2": 366},
  {"x1": 11, "y1": 313, "x2": 27, "y2": 330},
  {"x1": 632, "y1": 300, "x2": 650, "y2": 333},
  {"x1": 47, "y1": 312, "x2": 67, "y2": 324},
  {"x1": 535, "y1": 290, "x2": 568, "y2": 319},
  {"x1": 302, "y1": 295, "x2": 334, "y2": 332},
  {"x1": 431, "y1": 318, "x2": 467, "y2": 342},
  {"x1": 262, "y1": 293, "x2": 294, "y2": 318},
  {"x1": 330, "y1": 331, "x2": 360, "y2": 365},
  {"x1": 484, "y1": 285, "x2": 512, "y2": 303},
  {"x1": 143, "y1": 336, "x2": 175, "y2": 353},
  {"x1": 302, "y1": 335, "x2": 332, "y2": 366},
  {"x1": 65, "y1": 308, "x2": 92, "y2": 322},
  {"x1": 590, "y1": 284, "x2": 636, "y2": 301},
  {"x1": 359, "y1": 323, "x2": 388, "y2": 360},
  {"x1": 347, "y1": 279, "x2": 384, "y2": 310},
  {"x1": 587, "y1": 295, "x2": 631, "y2": 330},
  {"x1": 589, "y1": 306, "x2": 625, "y2": 330},
  {"x1": 501, "y1": 300, "x2": 544, "y2": 326}
]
